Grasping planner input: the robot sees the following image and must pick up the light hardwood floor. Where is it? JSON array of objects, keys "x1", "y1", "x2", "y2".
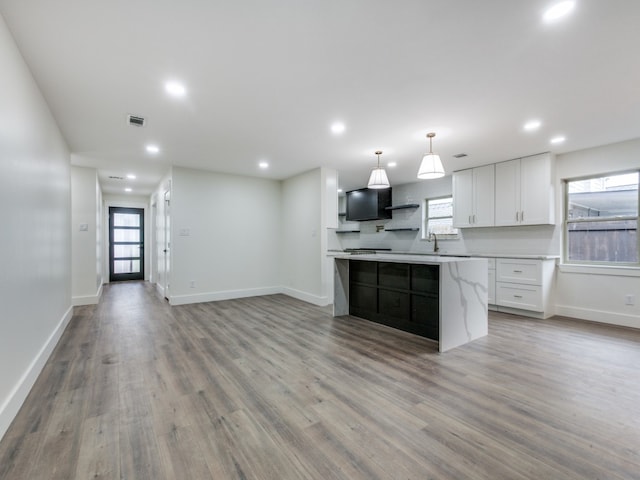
[{"x1": 1, "y1": 281, "x2": 639, "y2": 479}]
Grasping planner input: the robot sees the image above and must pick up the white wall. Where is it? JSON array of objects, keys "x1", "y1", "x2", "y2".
[
  {"x1": 71, "y1": 166, "x2": 103, "y2": 304},
  {"x1": 334, "y1": 175, "x2": 560, "y2": 257},
  {"x1": 554, "y1": 138, "x2": 640, "y2": 328},
  {"x1": 0, "y1": 13, "x2": 72, "y2": 441},
  {"x1": 281, "y1": 168, "x2": 326, "y2": 305},
  {"x1": 169, "y1": 167, "x2": 281, "y2": 305}
]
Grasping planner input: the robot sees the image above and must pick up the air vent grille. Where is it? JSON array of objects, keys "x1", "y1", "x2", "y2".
[
  {"x1": 453, "y1": 153, "x2": 468, "y2": 158},
  {"x1": 127, "y1": 114, "x2": 146, "y2": 127}
]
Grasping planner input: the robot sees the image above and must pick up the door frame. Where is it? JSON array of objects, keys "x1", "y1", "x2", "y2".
[{"x1": 109, "y1": 207, "x2": 145, "y2": 282}]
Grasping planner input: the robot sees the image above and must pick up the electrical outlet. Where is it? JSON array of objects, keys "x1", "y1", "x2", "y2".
[
  {"x1": 190, "y1": 280, "x2": 196, "y2": 289},
  {"x1": 625, "y1": 294, "x2": 635, "y2": 305}
]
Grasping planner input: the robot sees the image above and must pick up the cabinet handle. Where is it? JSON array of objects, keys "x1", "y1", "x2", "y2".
[
  {"x1": 516, "y1": 212, "x2": 519, "y2": 222},
  {"x1": 473, "y1": 214, "x2": 477, "y2": 224},
  {"x1": 469, "y1": 215, "x2": 472, "y2": 224},
  {"x1": 521, "y1": 211, "x2": 524, "y2": 222},
  {"x1": 514, "y1": 295, "x2": 523, "y2": 299},
  {"x1": 513, "y1": 270, "x2": 523, "y2": 273}
]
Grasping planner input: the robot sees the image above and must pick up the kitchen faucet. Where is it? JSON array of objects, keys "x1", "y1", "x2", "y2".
[{"x1": 428, "y1": 232, "x2": 439, "y2": 253}]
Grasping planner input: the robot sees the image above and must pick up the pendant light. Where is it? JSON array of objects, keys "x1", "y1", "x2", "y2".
[
  {"x1": 417, "y1": 132, "x2": 445, "y2": 179},
  {"x1": 367, "y1": 150, "x2": 390, "y2": 189}
]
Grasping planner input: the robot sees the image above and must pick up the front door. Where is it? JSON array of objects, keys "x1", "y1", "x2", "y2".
[{"x1": 109, "y1": 207, "x2": 144, "y2": 282}]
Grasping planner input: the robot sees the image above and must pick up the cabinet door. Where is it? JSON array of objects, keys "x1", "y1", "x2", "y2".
[
  {"x1": 520, "y1": 153, "x2": 554, "y2": 225},
  {"x1": 494, "y1": 159, "x2": 521, "y2": 226},
  {"x1": 473, "y1": 164, "x2": 495, "y2": 227},
  {"x1": 452, "y1": 169, "x2": 474, "y2": 227}
]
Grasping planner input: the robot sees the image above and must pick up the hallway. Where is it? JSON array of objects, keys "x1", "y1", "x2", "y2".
[{"x1": 0, "y1": 282, "x2": 639, "y2": 479}]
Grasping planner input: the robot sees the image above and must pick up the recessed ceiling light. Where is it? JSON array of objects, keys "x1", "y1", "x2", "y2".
[
  {"x1": 550, "y1": 136, "x2": 566, "y2": 144},
  {"x1": 259, "y1": 161, "x2": 269, "y2": 169},
  {"x1": 127, "y1": 174, "x2": 136, "y2": 180},
  {"x1": 125, "y1": 188, "x2": 132, "y2": 192},
  {"x1": 146, "y1": 144, "x2": 160, "y2": 154},
  {"x1": 337, "y1": 188, "x2": 343, "y2": 193},
  {"x1": 543, "y1": 1, "x2": 575, "y2": 22},
  {"x1": 331, "y1": 122, "x2": 346, "y2": 135},
  {"x1": 387, "y1": 162, "x2": 397, "y2": 168},
  {"x1": 524, "y1": 120, "x2": 542, "y2": 131},
  {"x1": 165, "y1": 81, "x2": 186, "y2": 97}
]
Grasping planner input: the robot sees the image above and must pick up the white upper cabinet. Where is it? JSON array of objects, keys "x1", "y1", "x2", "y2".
[
  {"x1": 453, "y1": 164, "x2": 495, "y2": 228},
  {"x1": 495, "y1": 153, "x2": 554, "y2": 226}
]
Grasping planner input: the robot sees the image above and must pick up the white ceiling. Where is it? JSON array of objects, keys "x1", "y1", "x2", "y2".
[{"x1": 1, "y1": 0, "x2": 639, "y2": 195}]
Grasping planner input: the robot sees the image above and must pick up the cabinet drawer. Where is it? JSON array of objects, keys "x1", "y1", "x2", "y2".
[
  {"x1": 496, "y1": 259, "x2": 542, "y2": 285},
  {"x1": 496, "y1": 282, "x2": 543, "y2": 311}
]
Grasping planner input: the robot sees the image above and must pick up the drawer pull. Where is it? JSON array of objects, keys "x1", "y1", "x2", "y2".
[
  {"x1": 513, "y1": 270, "x2": 523, "y2": 273},
  {"x1": 514, "y1": 295, "x2": 523, "y2": 298}
]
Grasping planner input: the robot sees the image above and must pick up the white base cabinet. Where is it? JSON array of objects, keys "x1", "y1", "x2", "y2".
[
  {"x1": 487, "y1": 258, "x2": 496, "y2": 306},
  {"x1": 494, "y1": 258, "x2": 556, "y2": 318}
]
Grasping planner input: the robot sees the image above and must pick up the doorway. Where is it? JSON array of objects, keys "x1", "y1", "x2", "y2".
[{"x1": 109, "y1": 207, "x2": 144, "y2": 282}]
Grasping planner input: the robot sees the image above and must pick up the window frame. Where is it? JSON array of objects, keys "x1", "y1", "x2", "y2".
[
  {"x1": 563, "y1": 169, "x2": 640, "y2": 267},
  {"x1": 422, "y1": 195, "x2": 460, "y2": 240}
]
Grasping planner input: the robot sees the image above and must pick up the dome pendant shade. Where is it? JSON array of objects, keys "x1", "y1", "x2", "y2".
[
  {"x1": 368, "y1": 167, "x2": 390, "y2": 189},
  {"x1": 367, "y1": 150, "x2": 390, "y2": 189},
  {"x1": 417, "y1": 132, "x2": 445, "y2": 179},
  {"x1": 417, "y1": 153, "x2": 445, "y2": 179}
]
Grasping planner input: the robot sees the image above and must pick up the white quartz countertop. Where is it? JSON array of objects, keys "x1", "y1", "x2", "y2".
[
  {"x1": 331, "y1": 253, "x2": 486, "y2": 265},
  {"x1": 327, "y1": 250, "x2": 559, "y2": 260}
]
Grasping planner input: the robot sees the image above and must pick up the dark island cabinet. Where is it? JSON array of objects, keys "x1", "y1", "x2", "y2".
[{"x1": 349, "y1": 260, "x2": 440, "y2": 340}]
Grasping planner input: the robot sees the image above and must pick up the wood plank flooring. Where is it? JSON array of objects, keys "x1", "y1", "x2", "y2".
[{"x1": 1, "y1": 281, "x2": 639, "y2": 479}]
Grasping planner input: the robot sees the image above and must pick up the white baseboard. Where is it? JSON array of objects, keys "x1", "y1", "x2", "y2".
[
  {"x1": 0, "y1": 305, "x2": 74, "y2": 442},
  {"x1": 555, "y1": 305, "x2": 640, "y2": 329},
  {"x1": 169, "y1": 286, "x2": 330, "y2": 307},
  {"x1": 281, "y1": 287, "x2": 330, "y2": 307},
  {"x1": 170, "y1": 286, "x2": 282, "y2": 306},
  {"x1": 72, "y1": 283, "x2": 103, "y2": 306},
  {"x1": 155, "y1": 283, "x2": 166, "y2": 299}
]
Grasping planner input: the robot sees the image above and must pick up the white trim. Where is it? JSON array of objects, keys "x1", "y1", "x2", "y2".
[
  {"x1": 168, "y1": 286, "x2": 330, "y2": 307},
  {"x1": 555, "y1": 305, "x2": 640, "y2": 329},
  {"x1": 558, "y1": 264, "x2": 640, "y2": 277},
  {"x1": 155, "y1": 282, "x2": 166, "y2": 299},
  {"x1": 0, "y1": 305, "x2": 74, "y2": 442},
  {"x1": 72, "y1": 283, "x2": 103, "y2": 306},
  {"x1": 281, "y1": 287, "x2": 330, "y2": 307},
  {"x1": 169, "y1": 286, "x2": 282, "y2": 306}
]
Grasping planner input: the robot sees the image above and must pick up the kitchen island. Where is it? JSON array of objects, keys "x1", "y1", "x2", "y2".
[{"x1": 333, "y1": 253, "x2": 488, "y2": 352}]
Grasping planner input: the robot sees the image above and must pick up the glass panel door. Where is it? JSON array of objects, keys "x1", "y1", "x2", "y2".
[{"x1": 109, "y1": 207, "x2": 144, "y2": 281}]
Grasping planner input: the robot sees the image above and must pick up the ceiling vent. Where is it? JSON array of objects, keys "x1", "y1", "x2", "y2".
[
  {"x1": 453, "y1": 153, "x2": 468, "y2": 158},
  {"x1": 127, "y1": 114, "x2": 146, "y2": 127}
]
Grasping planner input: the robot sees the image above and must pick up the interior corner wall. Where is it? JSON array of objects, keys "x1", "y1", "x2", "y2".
[
  {"x1": 0, "y1": 13, "x2": 72, "y2": 441},
  {"x1": 168, "y1": 167, "x2": 281, "y2": 305},
  {"x1": 281, "y1": 168, "x2": 326, "y2": 305},
  {"x1": 71, "y1": 166, "x2": 102, "y2": 305}
]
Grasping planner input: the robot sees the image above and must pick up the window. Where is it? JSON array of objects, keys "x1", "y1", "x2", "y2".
[
  {"x1": 423, "y1": 196, "x2": 459, "y2": 239},
  {"x1": 564, "y1": 171, "x2": 639, "y2": 265}
]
